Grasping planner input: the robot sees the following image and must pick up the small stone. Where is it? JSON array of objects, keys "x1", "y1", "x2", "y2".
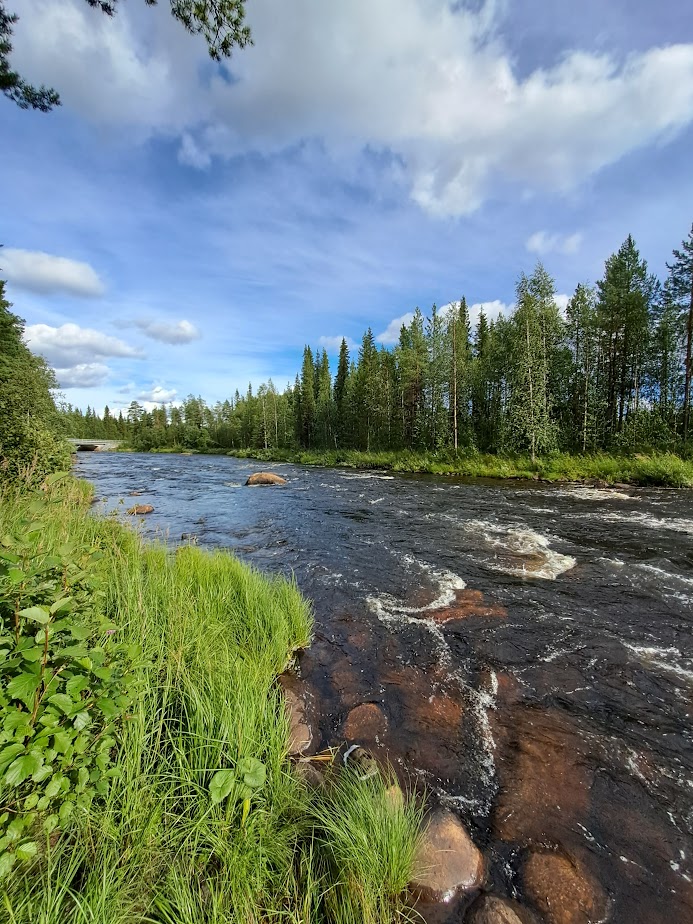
[
  {"x1": 342, "y1": 744, "x2": 379, "y2": 779},
  {"x1": 410, "y1": 809, "x2": 484, "y2": 902},
  {"x1": 128, "y1": 490, "x2": 143, "y2": 496},
  {"x1": 467, "y1": 894, "x2": 526, "y2": 924},
  {"x1": 522, "y1": 850, "x2": 609, "y2": 924},
  {"x1": 284, "y1": 688, "x2": 313, "y2": 755},
  {"x1": 127, "y1": 504, "x2": 154, "y2": 515},
  {"x1": 342, "y1": 703, "x2": 388, "y2": 742},
  {"x1": 295, "y1": 761, "x2": 327, "y2": 789},
  {"x1": 246, "y1": 472, "x2": 287, "y2": 486}
]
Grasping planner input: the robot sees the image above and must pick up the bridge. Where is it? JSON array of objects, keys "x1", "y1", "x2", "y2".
[{"x1": 68, "y1": 439, "x2": 124, "y2": 452}]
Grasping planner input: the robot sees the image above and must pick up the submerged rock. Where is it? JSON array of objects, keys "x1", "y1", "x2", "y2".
[
  {"x1": 522, "y1": 849, "x2": 609, "y2": 924},
  {"x1": 467, "y1": 895, "x2": 528, "y2": 924},
  {"x1": 410, "y1": 809, "x2": 484, "y2": 902},
  {"x1": 246, "y1": 472, "x2": 287, "y2": 486},
  {"x1": 342, "y1": 703, "x2": 388, "y2": 742},
  {"x1": 127, "y1": 504, "x2": 154, "y2": 515}
]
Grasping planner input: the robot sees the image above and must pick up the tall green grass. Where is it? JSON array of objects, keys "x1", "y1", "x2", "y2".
[
  {"x1": 0, "y1": 482, "x2": 422, "y2": 923},
  {"x1": 226, "y1": 447, "x2": 693, "y2": 486}
]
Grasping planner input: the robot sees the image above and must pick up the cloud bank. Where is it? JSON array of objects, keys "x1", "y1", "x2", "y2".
[
  {"x1": 1, "y1": 248, "x2": 105, "y2": 297},
  {"x1": 12, "y1": 0, "x2": 693, "y2": 217}
]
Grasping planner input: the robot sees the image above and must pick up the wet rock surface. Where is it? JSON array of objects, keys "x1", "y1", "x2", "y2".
[
  {"x1": 342, "y1": 702, "x2": 388, "y2": 742},
  {"x1": 466, "y1": 895, "x2": 530, "y2": 924},
  {"x1": 127, "y1": 504, "x2": 154, "y2": 514},
  {"x1": 411, "y1": 809, "x2": 484, "y2": 902},
  {"x1": 245, "y1": 471, "x2": 287, "y2": 485},
  {"x1": 522, "y1": 850, "x2": 609, "y2": 924},
  {"x1": 279, "y1": 677, "x2": 315, "y2": 755}
]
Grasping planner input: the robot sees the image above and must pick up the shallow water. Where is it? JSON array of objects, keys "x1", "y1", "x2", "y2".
[{"x1": 77, "y1": 452, "x2": 693, "y2": 922}]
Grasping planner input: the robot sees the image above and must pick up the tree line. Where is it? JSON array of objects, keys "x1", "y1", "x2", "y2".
[{"x1": 59, "y1": 227, "x2": 693, "y2": 458}]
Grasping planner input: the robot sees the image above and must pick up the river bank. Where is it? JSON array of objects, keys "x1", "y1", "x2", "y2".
[
  {"x1": 0, "y1": 478, "x2": 424, "y2": 923},
  {"x1": 172, "y1": 447, "x2": 693, "y2": 487}
]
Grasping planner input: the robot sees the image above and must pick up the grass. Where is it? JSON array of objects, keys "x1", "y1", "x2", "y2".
[
  {"x1": 225, "y1": 447, "x2": 693, "y2": 487},
  {"x1": 0, "y1": 480, "x2": 423, "y2": 923}
]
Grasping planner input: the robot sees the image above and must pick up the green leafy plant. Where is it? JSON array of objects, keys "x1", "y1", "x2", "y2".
[
  {"x1": 209, "y1": 756, "x2": 266, "y2": 826},
  {"x1": 0, "y1": 489, "x2": 140, "y2": 876}
]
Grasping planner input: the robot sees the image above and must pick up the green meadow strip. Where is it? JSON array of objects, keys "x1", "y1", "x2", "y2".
[{"x1": 226, "y1": 447, "x2": 693, "y2": 487}]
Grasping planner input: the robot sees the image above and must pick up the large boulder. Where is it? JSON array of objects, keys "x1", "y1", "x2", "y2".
[
  {"x1": 522, "y1": 850, "x2": 609, "y2": 924},
  {"x1": 410, "y1": 809, "x2": 484, "y2": 902},
  {"x1": 127, "y1": 504, "x2": 154, "y2": 515},
  {"x1": 246, "y1": 472, "x2": 287, "y2": 486}
]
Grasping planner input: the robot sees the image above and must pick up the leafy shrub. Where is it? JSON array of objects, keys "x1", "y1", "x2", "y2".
[{"x1": 0, "y1": 484, "x2": 140, "y2": 876}]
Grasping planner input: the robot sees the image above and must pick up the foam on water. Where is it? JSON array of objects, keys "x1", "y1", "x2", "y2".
[
  {"x1": 572, "y1": 510, "x2": 693, "y2": 535},
  {"x1": 461, "y1": 519, "x2": 577, "y2": 579},
  {"x1": 623, "y1": 643, "x2": 693, "y2": 685},
  {"x1": 545, "y1": 486, "x2": 636, "y2": 502}
]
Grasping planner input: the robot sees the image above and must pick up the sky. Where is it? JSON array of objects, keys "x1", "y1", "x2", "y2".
[{"x1": 2, "y1": 0, "x2": 693, "y2": 413}]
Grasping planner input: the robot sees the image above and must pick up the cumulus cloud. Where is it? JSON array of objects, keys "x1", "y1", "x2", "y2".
[
  {"x1": 318, "y1": 335, "x2": 357, "y2": 353},
  {"x1": 134, "y1": 318, "x2": 201, "y2": 344},
  {"x1": 2, "y1": 248, "x2": 104, "y2": 297},
  {"x1": 376, "y1": 312, "x2": 415, "y2": 345},
  {"x1": 24, "y1": 323, "x2": 144, "y2": 367},
  {"x1": 526, "y1": 231, "x2": 583, "y2": 256},
  {"x1": 54, "y1": 363, "x2": 110, "y2": 388},
  {"x1": 11, "y1": 1, "x2": 693, "y2": 216},
  {"x1": 137, "y1": 385, "x2": 178, "y2": 403}
]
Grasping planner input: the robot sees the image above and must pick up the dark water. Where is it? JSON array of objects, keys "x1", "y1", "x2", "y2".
[{"x1": 76, "y1": 452, "x2": 693, "y2": 922}]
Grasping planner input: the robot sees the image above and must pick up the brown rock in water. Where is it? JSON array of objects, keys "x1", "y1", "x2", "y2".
[
  {"x1": 522, "y1": 850, "x2": 609, "y2": 924},
  {"x1": 429, "y1": 588, "x2": 508, "y2": 624},
  {"x1": 128, "y1": 490, "x2": 143, "y2": 496},
  {"x1": 467, "y1": 895, "x2": 527, "y2": 924},
  {"x1": 127, "y1": 504, "x2": 154, "y2": 515},
  {"x1": 245, "y1": 472, "x2": 287, "y2": 486},
  {"x1": 492, "y1": 708, "x2": 593, "y2": 846},
  {"x1": 410, "y1": 809, "x2": 484, "y2": 901},
  {"x1": 342, "y1": 703, "x2": 388, "y2": 742},
  {"x1": 283, "y1": 687, "x2": 313, "y2": 755}
]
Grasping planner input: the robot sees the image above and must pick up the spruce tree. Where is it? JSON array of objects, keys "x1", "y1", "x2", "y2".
[{"x1": 667, "y1": 223, "x2": 693, "y2": 441}]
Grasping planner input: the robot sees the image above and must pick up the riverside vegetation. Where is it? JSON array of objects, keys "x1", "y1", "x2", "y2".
[
  {"x1": 0, "y1": 279, "x2": 424, "y2": 922},
  {"x1": 0, "y1": 478, "x2": 424, "y2": 923}
]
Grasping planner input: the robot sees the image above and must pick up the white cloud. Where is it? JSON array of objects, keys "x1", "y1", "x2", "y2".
[
  {"x1": 12, "y1": 1, "x2": 693, "y2": 216},
  {"x1": 137, "y1": 385, "x2": 178, "y2": 403},
  {"x1": 2, "y1": 248, "x2": 104, "y2": 297},
  {"x1": 134, "y1": 318, "x2": 201, "y2": 344},
  {"x1": 54, "y1": 362, "x2": 110, "y2": 388},
  {"x1": 318, "y1": 335, "x2": 357, "y2": 353},
  {"x1": 24, "y1": 323, "x2": 144, "y2": 366},
  {"x1": 468, "y1": 300, "x2": 510, "y2": 329},
  {"x1": 555, "y1": 293, "x2": 571, "y2": 316},
  {"x1": 526, "y1": 231, "x2": 583, "y2": 256},
  {"x1": 376, "y1": 312, "x2": 415, "y2": 345}
]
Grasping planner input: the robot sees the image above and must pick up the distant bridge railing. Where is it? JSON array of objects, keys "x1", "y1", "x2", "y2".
[{"x1": 68, "y1": 439, "x2": 123, "y2": 452}]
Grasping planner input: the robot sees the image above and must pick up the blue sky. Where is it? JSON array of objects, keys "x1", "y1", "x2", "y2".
[{"x1": 2, "y1": 0, "x2": 693, "y2": 412}]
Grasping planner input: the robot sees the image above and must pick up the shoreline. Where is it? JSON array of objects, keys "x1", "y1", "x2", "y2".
[{"x1": 108, "y1": 445, "x2": 693, "y2": 488}]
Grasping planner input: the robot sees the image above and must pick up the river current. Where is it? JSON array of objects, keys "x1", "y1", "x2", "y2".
[{"x1": 76, "y1": 452, "x2": 693, "y2": 923}]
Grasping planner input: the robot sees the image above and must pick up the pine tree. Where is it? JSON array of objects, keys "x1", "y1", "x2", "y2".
[
  {"x1": 667, "y1": 223, "x2": 693, "y2": 441},
  {"x1": 299, "y1": 347, "x2": 316, "y2": 448},
  {"x1": 334, "y1": 338, "x2": 350, "y2": 448}
]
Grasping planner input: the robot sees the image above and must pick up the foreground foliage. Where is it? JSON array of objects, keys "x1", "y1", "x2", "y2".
[{"x1": 0, "y1": 480, "x2": 422, "y2": 923}]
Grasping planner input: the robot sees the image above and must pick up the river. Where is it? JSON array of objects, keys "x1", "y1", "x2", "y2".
[{"x1": 75, "y1": 451, "x2": 693, "y2": 923}]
